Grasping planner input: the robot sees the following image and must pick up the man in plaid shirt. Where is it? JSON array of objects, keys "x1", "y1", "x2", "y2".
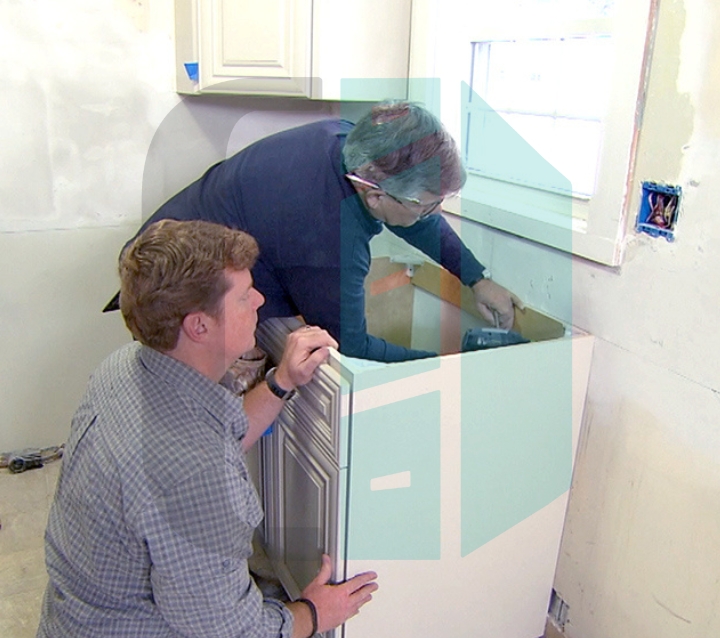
[{"x1": 38, "y1": 220, "x2": 377, "y2": 638}]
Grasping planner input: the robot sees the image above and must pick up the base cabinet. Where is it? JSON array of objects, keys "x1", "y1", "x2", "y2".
[{"x1": 255, "y1": 277, "x2": 593, "y2": 638}]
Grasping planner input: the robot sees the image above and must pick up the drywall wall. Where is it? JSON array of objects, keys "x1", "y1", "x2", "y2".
[
  {"x1": 0, "y1": 0, "x2": 179, "y2": 450},
  {"x1": 0, "y1": 0, "x2": 337, "y2": 450},
  {"x1": 0, "y1": 227, "x2": 135, "y2": 450}
]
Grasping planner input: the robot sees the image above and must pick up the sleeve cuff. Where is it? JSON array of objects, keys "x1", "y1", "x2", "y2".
[{"x1": 468, "y1": 268, "x2": 491, "y2": 288}]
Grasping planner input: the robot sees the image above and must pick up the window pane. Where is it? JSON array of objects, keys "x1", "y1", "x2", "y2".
[
  {"x1": 465, "y1": 108, "x2": 572, "y2": 197},
  {"x1": 556, "y1": 36, "x2": 612, "y2": 118},
  {"x1": 482, "y1": 40, "x2": 559, "y2": 114},
  {"x1": 547, "y1": 118, "x2": 603, "y2": 197},
  {"x1": 470, "y1": 34, "x2": 612, "y2": 196}
]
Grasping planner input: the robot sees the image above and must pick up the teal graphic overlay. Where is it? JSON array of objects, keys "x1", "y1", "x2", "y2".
[
  {"x1": 461, "y1": 341, "x2": 573, "y2": 556},
  {"x1": 460, "y1": 81, "x2": 573, "y2": 251},
  {"x1": 346, "y1": 391, "x2": 441, "y2": 560},
  {"x1": 338, "y1": 354, "x2": 439, "y2": 393},
  {"x1": 336, "y1": 77, "x2": 573, "y2": 560},
  {"x1": 459, "y1": 80, "x2": 573, "y2": 555},
  {"x1": 339, "y1": 78, "x2": 442, "y2": 120},
  {"x1": 339, "y1": 77, "x2": 409, "y2": 104}
]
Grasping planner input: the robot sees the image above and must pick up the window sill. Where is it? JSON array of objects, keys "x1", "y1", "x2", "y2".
[{"x1": 444, "y1": 194, "x2": 625, "y2": 266}]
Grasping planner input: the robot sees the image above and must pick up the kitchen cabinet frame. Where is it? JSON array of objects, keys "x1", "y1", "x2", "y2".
[{"x1": 255, "y1": 262, "x2": 593, "y2": 638}]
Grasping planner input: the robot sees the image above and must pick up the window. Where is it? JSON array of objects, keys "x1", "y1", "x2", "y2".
[
  {"x1": 410, "y1": 0, "x2": 658, "y2": 265},
  {"x1": 468, "y1": 34, "x2": 612, "y2": 200}
]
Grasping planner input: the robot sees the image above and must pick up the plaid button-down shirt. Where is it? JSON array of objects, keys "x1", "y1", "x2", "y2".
[{"x1": 38, "y1": 342, "x2": 293, "y2": 637}]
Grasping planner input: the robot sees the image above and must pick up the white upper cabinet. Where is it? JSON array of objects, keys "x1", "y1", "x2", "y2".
[
  {"x1": 174, "y1": 0, "x2": 412, "y2": 100},
  {"x1": 200, "y1": 0, "x2": 313, "y2": 96}
]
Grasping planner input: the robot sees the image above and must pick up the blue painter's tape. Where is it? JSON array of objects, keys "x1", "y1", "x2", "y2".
[{"x1": 184, "y1": 62, "x2": 199, "y2": 82}]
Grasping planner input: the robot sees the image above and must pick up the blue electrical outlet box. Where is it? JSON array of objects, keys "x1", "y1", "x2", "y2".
[{"x1": 636, "y1": 181, "x2": 682, "y2": 242}]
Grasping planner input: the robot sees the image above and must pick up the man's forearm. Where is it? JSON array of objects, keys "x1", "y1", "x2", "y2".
[{"x1": 241, "y1": 381, "x2": 287, "y2": 450}]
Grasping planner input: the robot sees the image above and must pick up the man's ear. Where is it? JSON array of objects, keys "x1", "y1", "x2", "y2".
[
  {"x1": 347, "y1": 169, "x2": 384, "y2": 210},
  {"x1": 180, "y1": 311, "x2": 210, "y2": 343},
  {"x1": 363, "y1": 189, "x2": 384, "y2": 211}
]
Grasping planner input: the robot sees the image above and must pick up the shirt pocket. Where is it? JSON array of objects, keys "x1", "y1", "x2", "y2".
[{"x1": 225, "y1": 455, "x2": 264, "y2": 532}]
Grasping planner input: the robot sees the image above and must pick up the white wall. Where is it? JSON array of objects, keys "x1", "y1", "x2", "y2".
[
  {"x1": 0, "y1": 0, "x2": 179, "y2": 450},
  {"x1": 0, "y1": 0, "x2": 337, "y2": 450}
]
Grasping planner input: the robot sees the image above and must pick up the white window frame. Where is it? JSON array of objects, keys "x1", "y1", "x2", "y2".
[{"x1": 409, "y1": 0, "x2": 659, "y2": 266}]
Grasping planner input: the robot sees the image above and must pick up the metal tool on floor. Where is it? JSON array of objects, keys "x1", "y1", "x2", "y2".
[{"x1": 0, "y1": 444, "x2": 64, "y2": 473}]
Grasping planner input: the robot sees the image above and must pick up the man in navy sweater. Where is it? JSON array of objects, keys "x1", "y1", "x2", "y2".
[{"x1": 112, "y1": 101, "x2": 521, "y2": 362}]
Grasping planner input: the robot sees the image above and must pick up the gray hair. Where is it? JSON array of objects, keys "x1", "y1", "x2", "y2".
[{"x1": 342, "y1": 101, "x2": 466, "y2": 199}]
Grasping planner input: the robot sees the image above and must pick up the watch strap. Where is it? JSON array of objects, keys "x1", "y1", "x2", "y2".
[{"x1": 265, "y1": 367, "x2": 297, "y2": 401}]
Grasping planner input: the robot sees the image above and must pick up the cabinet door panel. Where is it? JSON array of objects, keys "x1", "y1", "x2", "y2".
[
  {"x1": 281, "y1": 434, "x2": 326, "y2": 589},
  {"x1": 282, "y1": 367, "x2": 340, "y2": 461},
  {"x1": 311, "y1": 0, "x2": 411, "y2": 100},
  {"x1": 220, "y1": 0, "x2": 283, "y2": 64},
  {"x1": 267, "y1": 409, "x2": 339, "y2": 599},
  {"x1": 199, "y1": 0, "x2": 312, "y2": 96}
]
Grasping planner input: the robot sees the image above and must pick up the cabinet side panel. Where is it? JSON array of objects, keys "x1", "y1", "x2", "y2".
[
  {"x1": 346, "y1": 391, "x2": 441, "y2": 560},
  {"x1": 461, "y1": 339, "x2": 573, "y2": 556},
  {"x1": 312, "y1": 0, "x2": 411, "y2": 100},
  {"x1": 174, "y1": 0, "x2": 200, "y2": 93}
]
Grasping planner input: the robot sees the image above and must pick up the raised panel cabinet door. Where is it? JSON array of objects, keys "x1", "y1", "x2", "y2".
[
  {"x1": 198, "y1": 0, "x2": 312, "y2": 96},
  {"x1": 280, "y1": 367, "x2": 341, "y2": 461},
  {"x1": 268, "y1": 410, "x2": 339, "y2": 601}
]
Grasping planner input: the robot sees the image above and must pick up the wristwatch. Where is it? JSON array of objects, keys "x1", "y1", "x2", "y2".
[{"x1": 265, "y1": 367, "x2": 297, "y2": 401}]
